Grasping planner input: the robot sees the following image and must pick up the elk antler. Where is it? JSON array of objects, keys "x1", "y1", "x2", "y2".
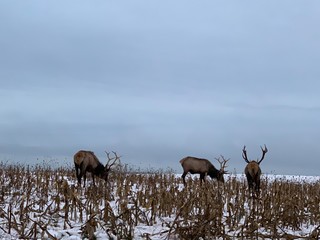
[
  {"x1": 105, "y1": 151, "x2": 121, "y2": 170},
  {"x1": 215, "y1": 155, "x2": 229, "y2": 173},
  {"x1": 242, "y1": 146, "x2": 250, "y2": 163},
  {"x1": 258, "y1": 144, "x2": 268, "y2": 164}
]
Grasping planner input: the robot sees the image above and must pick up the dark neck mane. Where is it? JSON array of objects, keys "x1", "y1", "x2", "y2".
[
  {"x1": 94, "y1": 162, "x2": 105, "y2": 175},
  {"x1": 208, "y1": 164, "x2": 220, "y2": 178}
]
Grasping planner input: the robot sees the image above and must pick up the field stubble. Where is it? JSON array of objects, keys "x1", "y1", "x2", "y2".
[{"x1": 0, "y1": 163, "x2": 320, "y2": 239}]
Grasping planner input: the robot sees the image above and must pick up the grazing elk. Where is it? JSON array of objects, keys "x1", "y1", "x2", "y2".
[
  {"x1": 74, "y1": 150, "x2": 120, "y2": 187},
  {"x1": 180, "y1": 155, "x2": 229, "y2": 185},
  {"x1": 242, "y1": 145, "x2": 268, "y2": 193}
]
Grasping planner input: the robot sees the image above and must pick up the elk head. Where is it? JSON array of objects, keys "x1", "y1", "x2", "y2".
[
  {"x1": 242, "y1": 145, "x2": 268, "y2": 193},
  {"x1": 103, "y1": 151, "x2": 121, "y2": 181},
  {"x1": 215, "y1": 155, "x2": 229, "y2": 183}
]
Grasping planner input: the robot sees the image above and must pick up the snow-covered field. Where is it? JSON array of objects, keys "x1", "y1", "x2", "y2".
[{"x1": 0, "y1": 165, "x2": 320, "y2": 239}]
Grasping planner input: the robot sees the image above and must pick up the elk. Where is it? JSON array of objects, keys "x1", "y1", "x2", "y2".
[
  {"x1": 74, "y1": 150, "x2": 120, "y2": 187},
  {"x1": 242, "y1": 145, "x2": 268, "y2": 193},
  {"x1": 179, "y1": 155, "x2": 229, "y2": 185}
]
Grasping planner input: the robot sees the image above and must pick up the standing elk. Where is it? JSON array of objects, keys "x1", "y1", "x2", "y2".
[
  {"x1": 179, "y1": 155, "x2": 229, "y2": 185},
  {"x1": 74, "y1": 150, "x2": 120, "y2": 187},
  {"x1": 242, "y1": 145, "x2": 268, "y2": 193}
]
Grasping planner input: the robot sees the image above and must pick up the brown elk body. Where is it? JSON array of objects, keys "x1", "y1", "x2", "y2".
[
  {"x1": 179, "y1": 156, "x2": 228, "y2": 185},
  {"x1": 74, "y1": 150, "x2": 119, "y2": 187},
  {"x1": 242, "y1": 145, "x2": 268, "y2": 193}
]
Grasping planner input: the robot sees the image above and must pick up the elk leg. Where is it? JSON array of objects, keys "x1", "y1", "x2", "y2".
[
  {"x1": 77, "y1": 174, "x2": 82, "y2": 186},
  {"x1": 246, "y1": 174, "x2": 254, "y2": 191},
  {"x1": 200, "y1": 173, "x2": 206, "y2": 184},
  {"x1": 255, "y1": 178, "x2": 261, "y2": 193},
  {"x1": 82, "y1": 172, "x2": 87, "y2": 187},
  {"x1": 75, "y1": 164, "x2": 81, "y2": 185},
  {"x1": 92, "y1": 172, "x2": 95, "y2": 186},
  {"x1": 181, "y1": 172, "x2": 187, "y2": 185},
  {"x1": 80, "y1": 163, "x2": 88, "y2": 187},
  {"x1": 74, "y1": 163, "x2": 78, "y2": 178}
]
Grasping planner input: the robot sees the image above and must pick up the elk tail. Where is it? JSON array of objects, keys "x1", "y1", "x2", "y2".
[
  {"x1": 248, "y1": 167, "x2": 259, "y2": 180},
  {"x1": 179, "y1": 157, "x2": 188, "y2": 164}
]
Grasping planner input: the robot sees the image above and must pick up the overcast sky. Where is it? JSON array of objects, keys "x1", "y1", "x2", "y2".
[{"x1": 1, "y1": 1, "x2": 320, "y2": 175}]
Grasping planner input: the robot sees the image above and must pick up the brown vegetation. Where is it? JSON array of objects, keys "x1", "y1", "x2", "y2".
[{"x1": 0, "y1": 162, "x2": 319, "y2": 239}]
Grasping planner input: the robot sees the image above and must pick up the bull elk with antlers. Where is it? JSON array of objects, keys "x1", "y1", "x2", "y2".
[
  {"x1": 74, "y1": 150, "x2": 120, "y2": 187},
  {"x1": 242, "y1": 145, "x2": 268, "y2": 193},
  {"x1": 180, "y1": 155, "x2": 229, "y2": 185}
]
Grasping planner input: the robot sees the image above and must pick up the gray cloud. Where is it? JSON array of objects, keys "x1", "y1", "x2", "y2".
[{"x1": 1, "y1": 1, "x2": 320, "y2": 175}]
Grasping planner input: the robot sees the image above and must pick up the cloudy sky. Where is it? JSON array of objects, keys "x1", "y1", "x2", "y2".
[{"x1": 1, "y1": 1, "x2": 320, "y2": 175}]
